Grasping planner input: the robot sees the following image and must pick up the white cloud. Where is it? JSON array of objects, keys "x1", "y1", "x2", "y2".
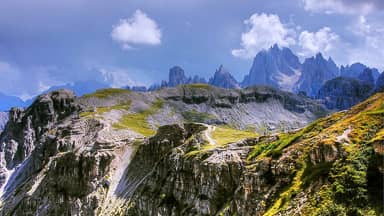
[
  {"x1": 111, "y1": 10, "x2": 161, "y2": 49},
  {"x1": 96, "y1": 67, "x2": 150, "y2": 88},
  {"x1": 302, "y1": 0, "x2": 384, "y2": 15},
  {"x1": 232, "y1": 13, "x2": 296, "y2": 59},
  {"x1": 347, "y1": 16, "x2": 384, "y2": 70},
  {"x1": 298, "y1": 27, "x2": 339, "y2": 56}
]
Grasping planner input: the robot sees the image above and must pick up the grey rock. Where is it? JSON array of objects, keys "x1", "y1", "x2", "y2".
[
  {"x1": 357, "y1": 68, "x2": 375, "y2": 86},
  {"x1": 296, "y1": 53, "x2": 339, "y2": 97},
  {"x1": 317, "y1": 77, "x2": 373, "y2": 110},
  {"x1": 242, "y1": 44, "x2": 301, "y2": 91},
  {"x1": 208, "y1": 65, "x2": 239, "y2": 89},
  {"x1": 0, "y1": 112, "x2": 8, "y2": 131},
  {"x1": 168, "y1": 66, "x2": 188, "y2": 87}
]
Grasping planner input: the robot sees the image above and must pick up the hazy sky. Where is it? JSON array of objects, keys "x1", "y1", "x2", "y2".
[{"x1": 0, "y1": 0, "x2": 383, "y2": 99}]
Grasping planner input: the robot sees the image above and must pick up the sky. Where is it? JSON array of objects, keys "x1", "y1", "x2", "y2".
[{"x1": 0, "y1": 0, "x2": 383, "y2": 99}]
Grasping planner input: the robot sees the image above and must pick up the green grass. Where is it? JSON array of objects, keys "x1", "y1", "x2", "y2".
[
  {"x1": 184, "y1": 126, "x2": 258, "y2": 158},
  {"x1": 82, "y1": 88, "x2": 130, "y2": 99},
  {"x1": 80, "y1": 101, "x2": 131, "y2": 118},
  {"x1": 183, "y1": 83, "x2": 211, "y2": 89},
  {"x1": 211, "y1": 126, "x2": 258, "y2": 146},
  {"x1": 112, "y1": 99, "x2": 163, "y2": 136},
  {"x1": 248, "y1": 119, "x2": 322, "y2": 161}
]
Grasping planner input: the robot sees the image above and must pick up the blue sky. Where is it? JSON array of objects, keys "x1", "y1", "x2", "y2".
[{"x1": 0, "y1": 0, "x2": 383, "y2": 99}]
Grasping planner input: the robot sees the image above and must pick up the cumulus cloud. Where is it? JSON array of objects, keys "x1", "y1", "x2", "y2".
[
  {"x1": 111, "y1": 10, "x2": 161, "y2": 49},
  {"x1": 302, "y1": 0, "x2": 384, "y2": 14},
  {"x1": 232, "y1": 13, "x2": 296, "y2": 59},
  {"x1": 298, "y1": 27, "x2": 339, "y2": 56},
  {"x1": 347, "y1": 16, "x2": 384, "y2": 70}
]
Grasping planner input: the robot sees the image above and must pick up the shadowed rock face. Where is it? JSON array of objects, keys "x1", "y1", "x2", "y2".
[
  {"x1": 0, "y1": 112, "x2": 8, "y2": 131},
  {"x1": 296, "y1": 53, "x2": 339, "y2": 97},
  {"x1": 208, "y1": 65, "x2": 239, "y2": 89},
  {"x1": 242, "y1": 44, "x2": 302, "y2": 91},
  {"x1": 317, "y1": 77, "x2": 373, "y2": 110},
  {"x1": 168, "y1": 66, "x2": 189, "y2": 87},
  {"x1": 376, "y1": 72, "x2": 384, "y2": 92}
]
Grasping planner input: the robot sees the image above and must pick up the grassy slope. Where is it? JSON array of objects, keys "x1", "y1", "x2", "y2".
[
  {"x1": 113, "y1": 100, "x2": 164, "y2": 136},
  {"x1": 250, "y1": 92, "x2": 384, "y2": 216}
]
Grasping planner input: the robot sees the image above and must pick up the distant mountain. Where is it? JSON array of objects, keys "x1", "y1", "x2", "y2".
[
  {"x1": 126, "y1": 86, "x2": 147, "y2": 92},
  {"x1": 241, "y1": 44, "x2": 301, "y2": 91},
  {"x1": 376, "y1": 72, "x2": 384, "y2": 92},
  {"x1": 341, "y1": 63, "x2": 380, "y2": 81},
  {"x1": 296, "y1": 53, "x2": 339, "y2": 97},
  {"x1": 147, "y1": 66, "x2": 207, "y2": 91},
  {"x1": 357, "y1": 68, "x2": 375, "y2": 86},
  {"x1": 208, "y1": 65, "x2": 239, "y2": 89},
  {"x1": 317, "y1": 76, "x2": 373, "y2": 110},
  {"x1": 168, "y1": 66, "x2": 189, "y2": 87},
  {"x1": 0, "y1": 93, "x2": 26, "y2": 111}
]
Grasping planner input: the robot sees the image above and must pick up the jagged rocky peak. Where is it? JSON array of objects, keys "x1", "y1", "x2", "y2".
[
  {"x1": 208, "y1": 65, "x2": 239, "y2": 89},
  {"x1": 296, "y1": 52, "x2": 339, "y2": 97},
  {"x1": 242, "y1": 44, "x2": 301, "y2": 91},
  {"x1": 340, "y1": 62, "x2": 367, "y2": 78},
  {"x1": 357, "y1": 68, "x2": 375, "y2": 86},
  {"x1": 341, "y1": 62, "x2": 381, "y2": 81},
  {"x1": 317, "y1": 76, "x2": 373, "y2": 110},
  {"x1": 27, "y1": 89, "x2": 78, "y2": 126},
  {"x1": 168, "y1": 66, "x2": 188, "y2": 87}
]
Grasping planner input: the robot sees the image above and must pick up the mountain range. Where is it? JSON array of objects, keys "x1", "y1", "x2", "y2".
[{"x1": 1, "y1": 44, "x2": 383, "y2": 111}]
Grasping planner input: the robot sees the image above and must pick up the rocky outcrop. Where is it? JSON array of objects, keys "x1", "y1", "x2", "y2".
[
  {"x1": 208, "y1": 65, "x2": 239, "y2": 89},
  {"x1": 168, "y1": 66, "x2": 189, "y2": 87},
  {"x1": 357, "y1": 68, "x2": 375, "y2": 86},
  {"x1": 296, "y1": 53, "x2": 339, "y2": 97},
  {"x1": 0, "y1": 112, "x2": 8, "y2": 132},
  {"x1": 316, "y1": 77, "x2": 373, "y2": 110},
  {"x1": 242, "y1": 44, "x2": 301, "y2": 91}
]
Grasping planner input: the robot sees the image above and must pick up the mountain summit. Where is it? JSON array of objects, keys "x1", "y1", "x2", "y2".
[
  {"x1": 208, "y1": 65, "x2": 239, "y2": 89},
  {"x1": 296, "y1": 53, "x2": 339, "y2": 97},
  {"x1": 242, "y1": 44, "x2": 301, "y2": 91}
]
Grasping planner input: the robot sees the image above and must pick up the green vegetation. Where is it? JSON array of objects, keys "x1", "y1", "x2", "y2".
[
  {"x1": 260, "y1": 93, "x2": 384, "y2": 215},
  {"x1": 211, "y1": 126, "x2": 258, "y2": 146},
  {"x1": 113, "y1": 99, "x2": 164, "y2": 136},
  {"x1": 183, "y1": 83, "x2": 211, "y2": 89},
  {"x1": 80, "y1": 101, "x2": 131, "y2": 118},
  {"x1": 181, "y1": 110, "x2": 215, "y2": 123},
  {"x1": 82, "y1": 88, "x2": 130, "y2": 99}
]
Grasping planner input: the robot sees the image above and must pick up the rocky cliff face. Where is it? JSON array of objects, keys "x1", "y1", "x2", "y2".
[
  {"x1": 296, "y1": 53, "x2": 339, "y2": 97},
  {"x1": 341, "y1": 63, "x2": 380, "y2": 82},
  {"x1": 0, "y1": 112, "x2": 8, "y2": 132},
  {"x1": 1, "y1": 87, "x2": 381, "y2": 216},
  {"x1": 242, "y1": 44, "x2": 301, "y2": 91},
  {"x1": 208, "y1": 65, "x2": 239, "y2": 89},
  {"x1": 358, "y1": 68, "x2": 375, "y2": 86},
  {"x1": 375, "y1": 72, "x2": 384, "y2": 92},
  {"x1": 317, "y1": 77, "x2": 374, "y2": 110},
  {"x1": 168, "y1": 66, "x2": 189, "y2": 87}
]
